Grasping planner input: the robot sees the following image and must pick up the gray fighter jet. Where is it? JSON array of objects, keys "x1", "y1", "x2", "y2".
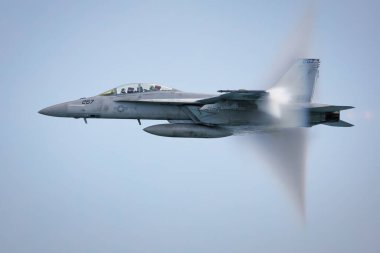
[{"x1": 39, "y1": 59, "x2": 353, "y2": 138}]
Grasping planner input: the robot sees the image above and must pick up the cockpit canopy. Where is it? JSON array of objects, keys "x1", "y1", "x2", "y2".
[{"x1": 99, "y1": 83, "x2": 177, "y2": 96}]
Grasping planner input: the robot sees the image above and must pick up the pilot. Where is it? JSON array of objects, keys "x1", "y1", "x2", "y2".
[{"x1": 121, "y1": 88, "x2": 126, "y2": 94}]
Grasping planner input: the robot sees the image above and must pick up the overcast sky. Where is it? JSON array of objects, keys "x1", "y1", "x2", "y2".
[{"x1": 1, "y1": 0, "x2": 380, "y2": 252}]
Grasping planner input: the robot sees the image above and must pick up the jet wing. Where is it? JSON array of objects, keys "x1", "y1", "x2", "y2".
[
  {"x1": 196, "y1": 90, "x2": 268, "y2": 104},
  {"x1": 114, "y1": 90, "x2": 268, "y2": 105},
  {"x1": 113, "y1": 97, "x2": 202, "y2": 105}
]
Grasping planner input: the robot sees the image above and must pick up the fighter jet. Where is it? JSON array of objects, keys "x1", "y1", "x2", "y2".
[{"x1": 39, "y1": 59, "x2": 353, "y2": 138}]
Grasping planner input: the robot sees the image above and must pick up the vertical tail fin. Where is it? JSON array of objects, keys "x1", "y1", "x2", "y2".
[{"x1": 272, "y1": 59, "x2": 319, "y2": 102}]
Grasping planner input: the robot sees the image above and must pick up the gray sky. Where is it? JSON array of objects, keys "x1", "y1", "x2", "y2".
[{"x1": 1, "y1": 0, "x2": 379, "y2": 252}]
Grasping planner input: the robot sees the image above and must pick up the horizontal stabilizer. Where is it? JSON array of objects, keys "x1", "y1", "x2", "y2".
[
  {"x1": 309, "y1": 104, "x2": 354, "y2": 113},
  {"x1": 323, "y1": 120, "x2": 354, "y2": 127}
]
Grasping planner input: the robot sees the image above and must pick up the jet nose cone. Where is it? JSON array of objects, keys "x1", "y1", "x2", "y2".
[
  {"x1": 38, "y1": 108, "x2": 49, "y2": 115},
  {"x1": 38, "y1": 103, "x2": 68, "y2": 117}
]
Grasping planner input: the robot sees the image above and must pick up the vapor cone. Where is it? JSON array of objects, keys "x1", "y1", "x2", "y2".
[
  {"x1": 248, "y1": 129, "x2": 308, "y2": 219},
  {"x1": 248, "y1": 4, "x2": 317, "y2": 219}
]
